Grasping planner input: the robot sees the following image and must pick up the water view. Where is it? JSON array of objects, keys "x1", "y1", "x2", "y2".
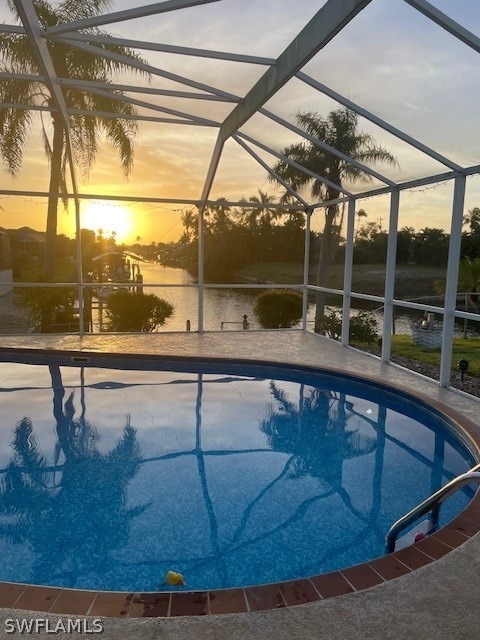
[{"x1": 110, "y1": 262, "x2": 426, "y2": 336}]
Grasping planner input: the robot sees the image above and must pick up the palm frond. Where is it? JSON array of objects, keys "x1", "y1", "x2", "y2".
[
  {"x1": 59, "y1": 151, "x2": 69, "y2": 208},
  {"x1": 271, "y1": 107, "x2": 398, "y2": 203},
  {"x1": 1, "y1": 0, "x2": 148, "y2": 188},
  {"x1": 0, "y1": 106, "x2": 32, "y2": 176},
  {"x1": 0, "y1": 33, "x2": 40, "y2": 73},
  {"x1": 58, "y1": 0, "x2": 112, "y2": 22},
  {"x1": 41, "y1": 125, "x2": 53, "y2": 162}
]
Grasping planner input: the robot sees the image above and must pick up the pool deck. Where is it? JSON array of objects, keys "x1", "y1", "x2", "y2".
[{"x1": 0, "y1": 330, "x2": 479, "y2": 639}]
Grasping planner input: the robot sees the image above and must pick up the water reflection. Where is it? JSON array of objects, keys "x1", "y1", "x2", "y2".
[
  {"x1": 0, "y1": 366, "x2": 146, "y2": 588},
  {"x1": 261, "y1": 382, "x2": 378, "y2": 484},
  {"x1": 0, "y1": 360, "x2": 474, "y2": 590}
]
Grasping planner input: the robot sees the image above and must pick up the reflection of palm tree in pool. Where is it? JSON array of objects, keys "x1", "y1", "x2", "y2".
[
  {"x1": 261, "y1": 382, "x2": 377, "y2": 486},
  {"x1": 0, "y1": 366, "x2": 146, "y2": 587},
  {"x1": 189, "y1": 381, "x2": 383, "y2": 585}
]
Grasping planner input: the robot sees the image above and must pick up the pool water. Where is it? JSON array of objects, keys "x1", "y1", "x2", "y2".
[{"x1": 0, "y1": 357, "x2": 475, "y2": 592}]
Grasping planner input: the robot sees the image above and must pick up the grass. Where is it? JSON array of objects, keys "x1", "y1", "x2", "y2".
[
  {"x1": 238, "y1": 261, "x2": 480, "y2": 378},
  {"x1": 237, "y1": 262, "x2": 446, "y2": 299},
  {"x1": 237, "y1": 262, "x2": 304, "y2": 284},
  {"x1": 391, "y1": 334, "x2": 480, "y2": 378}
]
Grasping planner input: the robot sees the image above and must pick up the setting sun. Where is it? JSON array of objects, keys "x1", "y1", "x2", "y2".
[{"x1": 80, "y1": 202, "x2": 134, "y2": 242}]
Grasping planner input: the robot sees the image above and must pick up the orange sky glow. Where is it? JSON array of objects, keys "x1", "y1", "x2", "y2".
[{"x1": 0, "y1": 1, "x2": 479, "y2": 245}]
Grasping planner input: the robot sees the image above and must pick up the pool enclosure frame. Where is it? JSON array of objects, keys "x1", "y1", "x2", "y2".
[{"x1": 1, "y1": 0, "x2": 480, "y2": 389}]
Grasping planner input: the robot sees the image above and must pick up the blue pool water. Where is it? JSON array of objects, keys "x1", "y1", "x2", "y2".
[{"x1": 0, "y1": 355, "x2": 476, "y2": 592}]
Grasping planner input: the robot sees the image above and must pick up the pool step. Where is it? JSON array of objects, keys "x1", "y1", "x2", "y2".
[{"x1": 394, "y1": 519, "x2": 434, "y2": 550}]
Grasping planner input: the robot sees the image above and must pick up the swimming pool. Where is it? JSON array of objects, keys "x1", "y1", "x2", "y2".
[{"x1": 0, "y1": 350, "x2": 477, "y2": 597}]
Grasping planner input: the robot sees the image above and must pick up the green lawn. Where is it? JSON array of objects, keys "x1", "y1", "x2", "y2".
[
  {"x1": 391, "y1": 334, "x2": 480, "y2": 378},
  {"x1": 237, "y1": 262, "x2": 304, "y2": 284},
  {"x1": 237, "y1": 262, "x2": 445, "y2": 299},
  {"x1": 238, "y1": 262, "x2": 480, "y2": 377}
]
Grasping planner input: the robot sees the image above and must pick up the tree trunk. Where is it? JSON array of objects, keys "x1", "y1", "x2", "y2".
[
  {"x1": 44, "y1": 118, "x2": 64, "y2": 278},
  {"x1": 49, "y1": 364, "x2": 74, "y2": 463}
]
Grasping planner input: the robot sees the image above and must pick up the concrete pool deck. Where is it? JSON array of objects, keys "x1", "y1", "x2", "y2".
[{"x1": 0, "y1": 330, "x2": 479, "y2": 639}]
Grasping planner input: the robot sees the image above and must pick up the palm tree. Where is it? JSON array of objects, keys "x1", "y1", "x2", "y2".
[
  {"x1": 354, "y1": 208, "x2": 368, "y2": 241},
  {"x1": 180, "y1": 208, "x2": 198, "y2": 243},
  {"x1": 271, "y1": 108, "x2": 397, "y2": 330},
  {"x1": 0, "y1": 0, "x2": 147, "y2": 277},
  {"x1": 435, "y1": 256, "x2": 480, "y2": 312},
  {"x1": 239, "y1": 190, "x2": 278, "y2": 230},
  {"x1": 205, "y1": 197, "x2": 233, "y2": 234},
  {"x1": 415, "y1": 227, "x2": 449, "y2": 266},
  {"x1": 462, "y1": 207, "x2": 480, "y2": 235}
]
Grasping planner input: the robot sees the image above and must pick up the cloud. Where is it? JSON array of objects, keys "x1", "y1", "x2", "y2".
[{"x1": 0, "y1": 0, "x2": 478, "y2": 242}]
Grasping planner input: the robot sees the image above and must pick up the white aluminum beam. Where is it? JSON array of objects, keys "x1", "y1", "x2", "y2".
[
  {"x1": 199, "y1": 133, "x2": 225, "y2": 209},
  {"x1": 219, "y1": 201, "x2": 303, "y2": 211},
  {"x1": 404, "y1": 0, "x2": 480, "y2": 54},
  {"x1": 0, "y1": 72, "x2": 45, "y2": 82},
  {"x1": 381, "y1": 189, "x2": 400, "y2": 361},
  {"x1": 236, "y1": 132, "x2": 351, "y2": 196},
  {"x1": 54, "y1": 32, "x2": 276, "y2": 66},
  {"x1": 59, "y1": 78, "x2": 237, "y2": 102},
  {"x1": 76, "y1": 85, "x2": 219, "y2": 126},
  {"x1": 0, "y1": 71, "x2": 234, "y2": 105},
  {"x1": 220, "y1": 0, "x2": 373, "y2": 141},
  {"x1": 0, "y1": 102, "x2": 50, "y2": 112},
  {"x1": 302, "y1": 208, "x2": 313, "y2": 330},
  {"x1": 341, "y1": 199, "x2": 356, "y2": 346},
  {"x1": 46, "y1": 0, "x2": 222, "y2": 36},
  {"x1": 0, "y1": 24, "x2": 25, "y2": 34},
  {"x1": 296, "y1": 72, "x2": 463, "y2": 172},
  {"x1": 261, "y1": 108, "x2": 397, "y2": 187},
  {"x1": 197, "y1": 133, "x2": 225, "y2": 332},
  {"x1": 0, "y1": 188, "x2": 304, "y2": 210},
  {"x1": 56, "y1": 39, "x2": 239, "y2": 102},
  {"x1": 0, "y1": 93, "x2": 220, "y2": 124},
  {"x1": 312, "y1": 196, "x2": 354, "y2": 209},
  {"x1": 232, "y1": 135, "x2": 309, "y2": 207},
  {"x1": 12, "y1": 0, "x2": 68, "y2": 130},
  {"x1": 309, "y1": 165, "x2": 480, "y2": 210},
  {"x1": 12, "y1": 0, "x2": 84, "y2": 330},
  {"x1": 439, "y1": 174, "x2": 466, "y2": 387},
  {"x1": 68, "y1": 111, "x2": 216, "y2": 126}
]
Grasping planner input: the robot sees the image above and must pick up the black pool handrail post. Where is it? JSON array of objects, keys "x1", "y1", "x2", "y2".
[{"x1": 385, "y1": 465, "x2": 480, "y2": 553}]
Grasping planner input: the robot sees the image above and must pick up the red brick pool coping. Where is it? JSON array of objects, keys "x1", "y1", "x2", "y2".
[
  {"x1": 1, "y1": 506, "x2": 480, "y2": 617},
  {"x1": 0, "y1": 348, "x2": 479, "y2": 618}
]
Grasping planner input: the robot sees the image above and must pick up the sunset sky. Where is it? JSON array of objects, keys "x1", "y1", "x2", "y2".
[{"x1": 0, "y1": 0, "x2": 479, "y2": 244}]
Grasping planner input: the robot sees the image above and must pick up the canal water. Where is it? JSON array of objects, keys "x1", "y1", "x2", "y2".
[{"x1": 129, "y1": 262, "x2": 418, "y2": 335}]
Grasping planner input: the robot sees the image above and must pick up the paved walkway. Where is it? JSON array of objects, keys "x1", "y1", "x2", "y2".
[{"x1": 0, "y1": 330, "x2": 479, "y2": 639}]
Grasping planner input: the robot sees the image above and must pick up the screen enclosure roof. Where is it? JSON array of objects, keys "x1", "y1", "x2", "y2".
[{"x1": 0, "y1": 0, "x2": 479, "y2": 219}]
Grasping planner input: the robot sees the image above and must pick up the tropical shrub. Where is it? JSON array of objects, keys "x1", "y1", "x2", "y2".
[
  {"x1": 317, "y1": 309, "x2": 378, "y2": 344},
  {"x1": 16, "y1": 280, "x2": 76, "y2": 332},
  {"x1": 435, "y1": 256, "x2": 480, "y2": 312},
  {"x1": 316, "y1": 310, "x2": 342, "y2": 340},
  {"x1": 350, "y1": 311, "x2": 379, "y2": 344},
  {"x1": 254, "y1": 289, "x2": 303, "y2": 328},
  {"x1": 105, "y1": 290, "x2": 173, "y2": 332}
]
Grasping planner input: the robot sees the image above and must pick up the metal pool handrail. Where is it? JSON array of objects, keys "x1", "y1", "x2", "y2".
[{"x1": 385, "y1": 463, "x2": 480, "y2": 553}]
